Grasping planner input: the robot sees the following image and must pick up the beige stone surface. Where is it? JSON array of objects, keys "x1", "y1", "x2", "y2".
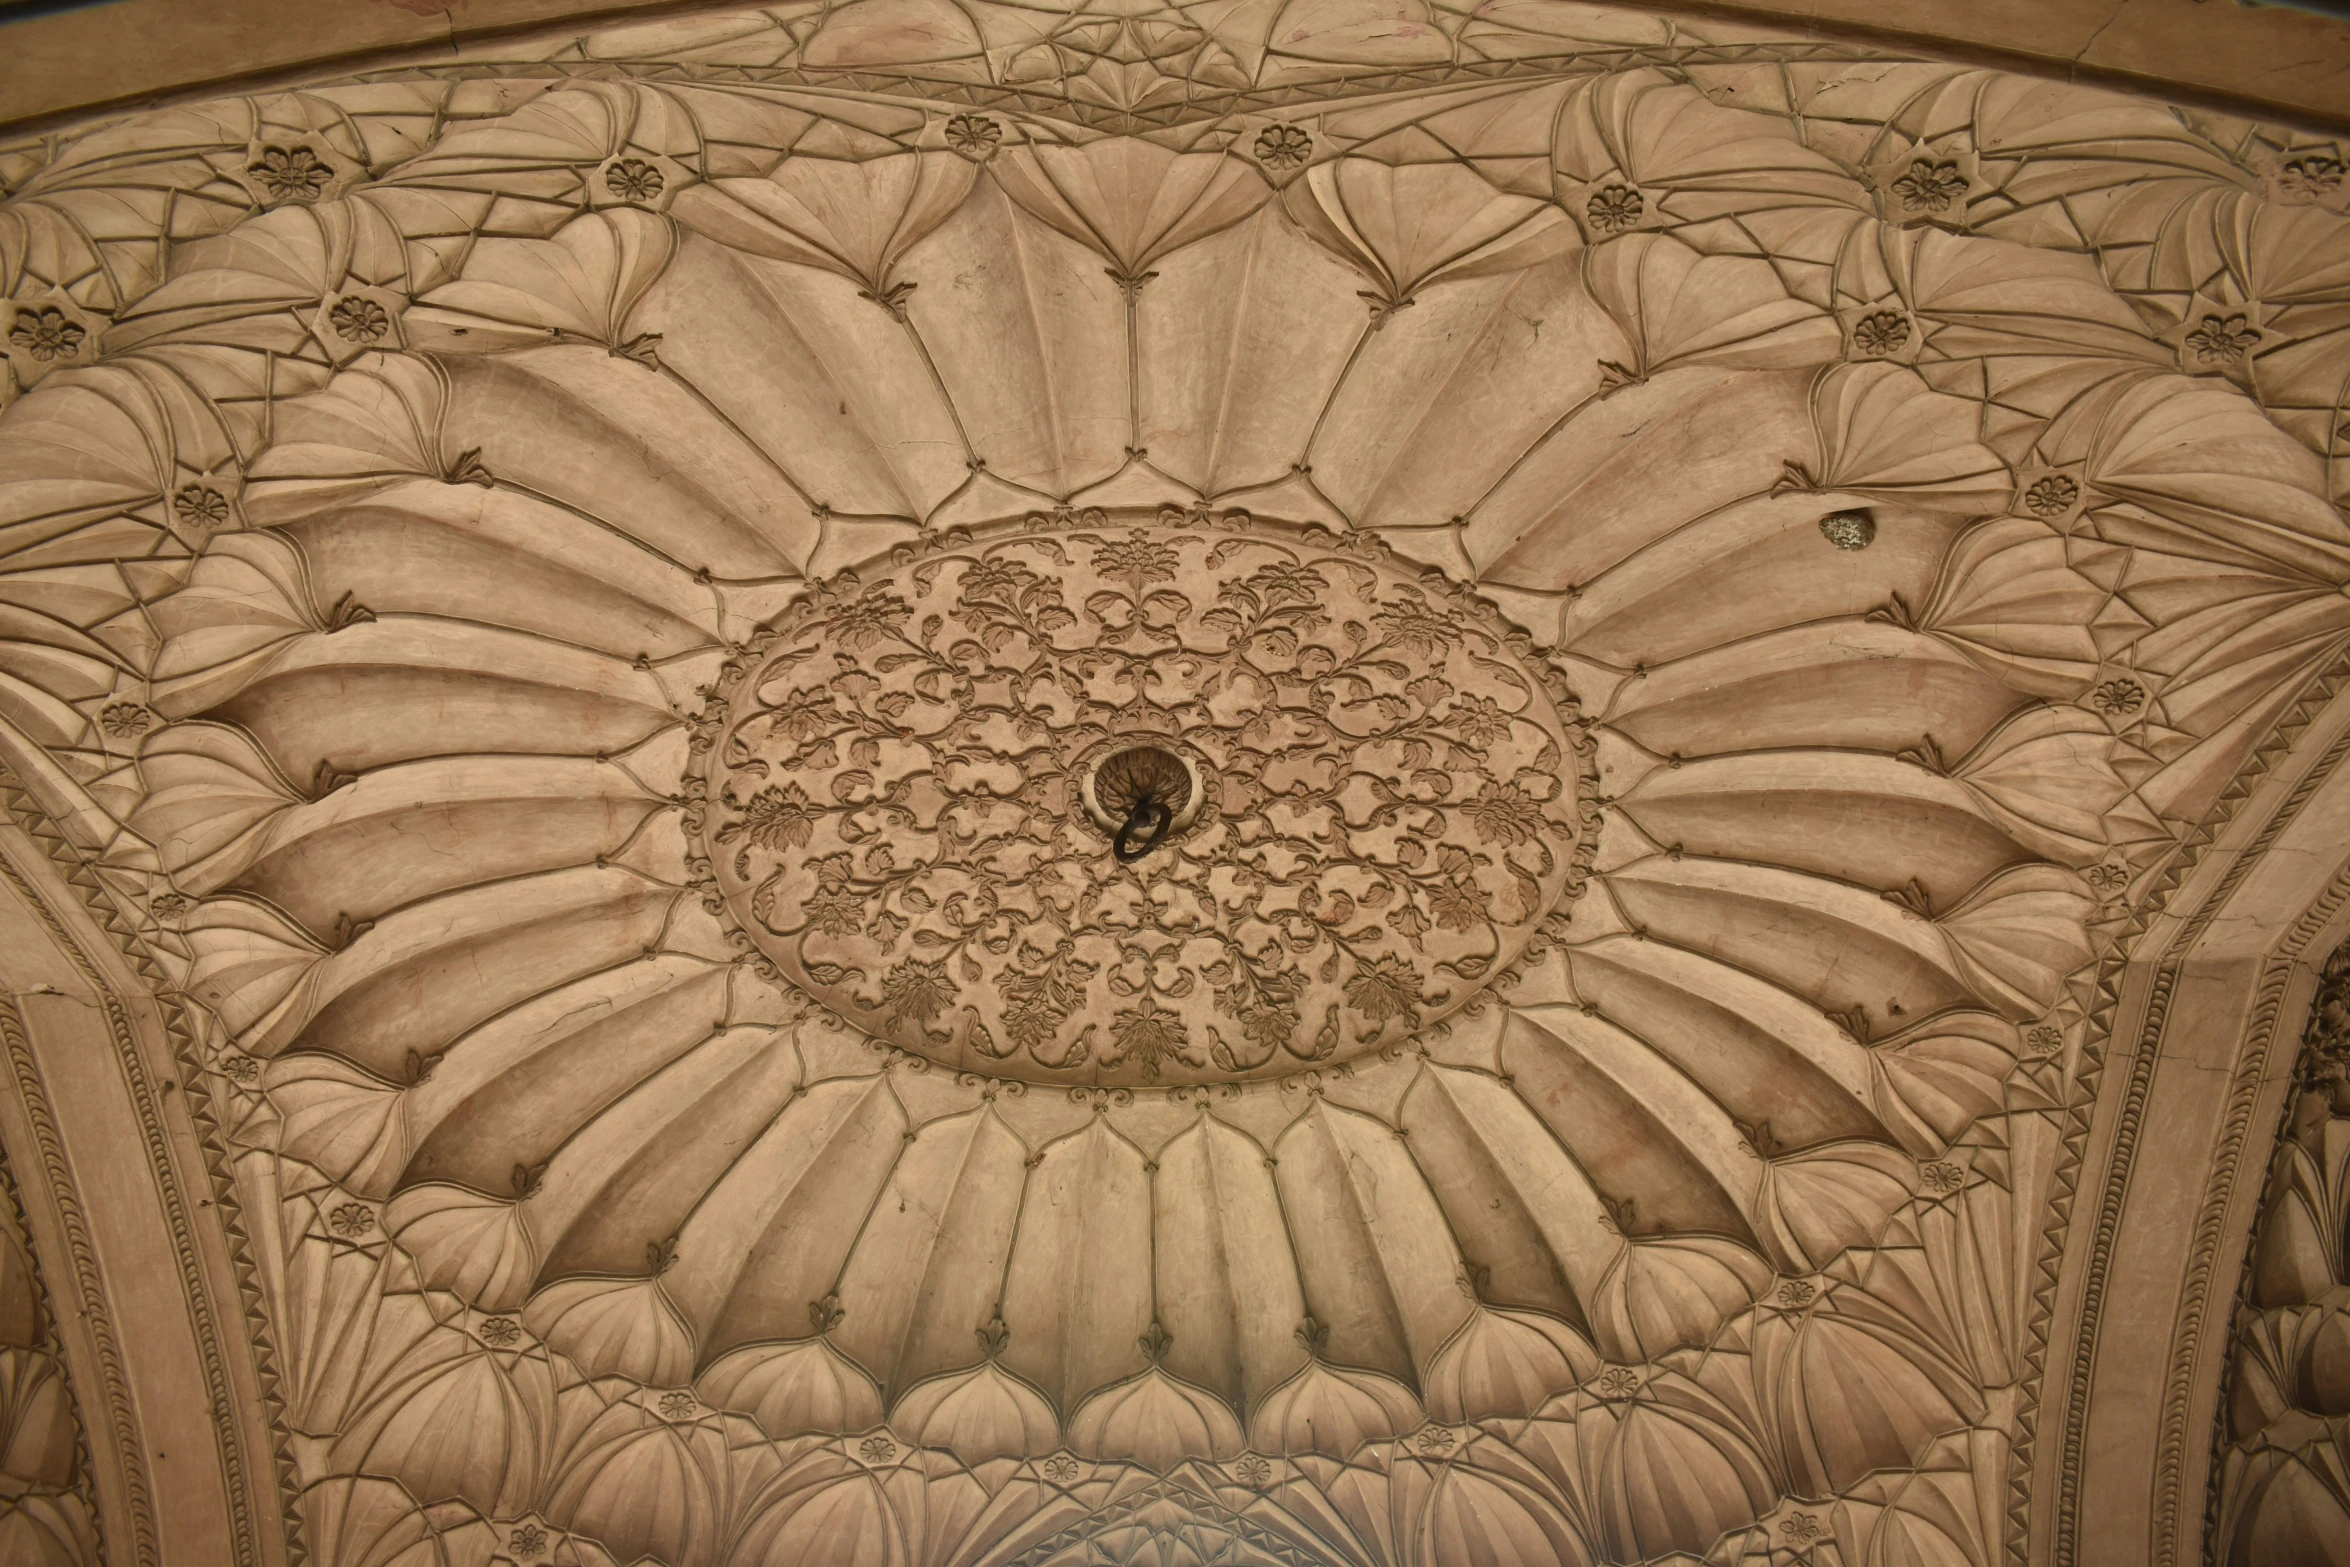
[
  {"x1": 1666, "y1": 0, "x2": 2350, "y2": 121},
  {"x1": 1, "y1": 2, "x2": 2350, "y2": 1564},
  {"x1": 0, "y1": 0, "x2": 630, "y2": 129},
  {"x1": 5, "y1": 0, "x2": 2350, "y2": 131}
]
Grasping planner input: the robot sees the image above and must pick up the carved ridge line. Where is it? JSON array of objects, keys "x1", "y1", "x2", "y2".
[
  {"x1": 0, "y1": 37, "x2": 1916, "y2": 146},
  {"x1": 1001, "y1": 1474, "x2": 1333, "y2": 1567},
  {"x1": 312, "y1": 40, "x2": 1903, "y2": 134},
  {"x1": 0, "y1": 845, "x2": 261, "y2": 1566},
  {"x1": 2015, "y1": 858, "x2": 2155, "y2": 1563},
  {"x1": 2035, "y1": 645, "x2": 2350, "y2": 1567},
  {"x1": 2166, "y1": 956, "x2": 2294, "y2": 1561},
  {"x1": 2050, "y1": 961, "x2": 2175, "y2": 1564},
  {"x1": 0, "y1": 996, "x2": 156, "y2": 1566}
]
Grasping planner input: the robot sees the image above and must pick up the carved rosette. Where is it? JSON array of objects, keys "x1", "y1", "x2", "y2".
[{"x1": 692, "y1": 512, "x2": 1594, "y2": 1084}]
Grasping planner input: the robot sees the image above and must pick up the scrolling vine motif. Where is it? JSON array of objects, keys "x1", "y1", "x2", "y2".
[{"x1": 692, "y1": 512, "x2": 1593, "y2": 1085}]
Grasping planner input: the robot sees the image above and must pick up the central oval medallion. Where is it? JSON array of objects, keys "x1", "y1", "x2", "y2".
[{"x1": 695, "y1": 512, "x2": 1594, "y2": 1085}]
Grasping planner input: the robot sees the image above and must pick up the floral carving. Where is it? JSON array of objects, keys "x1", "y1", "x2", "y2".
[
  {"x1": 1107, "y1": 995, "x2": 1189, "y2": 1078},
  {"x1": 2280, "y1": 150, "x2": 2346, "y2": 197},
  {"x1": 2026, "y1": 1023, "x2": 2064, "y2": 1056},
  {"x1": 1891, "y1": 157, "x2": 1968, "y2": 214},
  {"x1": 2024, "y1": 474, "x2": 2080, "y2": 517},
  {"x1": 1255, "y1": 124, "x2": 1312, "y2": 170},
  {"x1": 1851, "y1": 310, "x2": 1912, "y2": 357},
  {"x1": 173, "y1": 485, "x2": 231, "y2": 533},
  {"x1": 9, "y1": 307, "x2": 85, "y2": 363},
  {"x1": 882, "y1": 956, "x2": 955, "y2": 1028},
  {"x1": 327, "y1": 1202, "x2": 374, "y2": 1239},
  {"x1": 2086, "y1": 862, "x2": 2130, "y2": 897},
  {"x1": 946, "y1": 114, "x2": 1002, "y2": 160},
  {"x1": 2090, "y1": 678, "x2": 2145, "y2": 716},
  {"x1": 479, "y1": 1316, "x2": 521, "y2": 1348},
  {"x1": 1041, "y1": 1453, "x2": 1080, "y2": 1483},
  {"x1": 1413, "y1": 1425, "x2": 1456, "y2": 1453},
  {"x1": 2296, "y1": 939, "x2": 2350, "y2": 1093},
  {"x1": 698, "y1": 516, "x2": 1591, "y2": 1084},
  {"x1": 1921, "y1": 1160, "x2": 1965, "y2": 1193},
  {"x1": 656, "y1": 1389, "x2": 696, "y2": 1419},
  {"x1": 859, "y1": 1434, "x2": 897, "y2": 1463},
  {"x1": 508, "y1": 1522, "x2": 548, "y2": 1560},
  {"x1": 1584, "y1": 183, "x2": 1643, "y2": 234},
  {"x1": 217, "y1": 1051, "x2": 259, "y2": 1083},
  {"x1": 1778, "y1": 1280, "x2": 1817, "y2": 1308},
  {"x1": 1342, "y1": 952, "x2": 1421, "y2": 1027},
  {"x1": 1231, "y1": 1453, "x2": 1271, "y2": 1488},
  {"x1": 1782, "y1": 1512, "x2": 1822, "y2": 1545},
  {"x1": 328, "y1": 296, "x2": 390, "y2": 343},
  {"x1": 99, "y1": 702, "x2": 151, "y2": 738},
  {"x1": 248, "y1": 145, "x2": 334, "y2": 202},
  {"x1": 1595, "y1": 1367, "x2": 1641, "y2": 1397},
  {"x1": 738, "y1": 783, "x2": 819, "y2": 851},
  {"x1": 605, "y1": 159, "x2": 664, "y2": 202},
  {"x1": 2184, "y1": 312, "x2": 2259, "y2": 364}
]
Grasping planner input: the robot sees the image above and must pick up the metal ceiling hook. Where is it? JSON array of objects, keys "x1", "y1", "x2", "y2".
[{"x1": 1113, "y1": 797, "x2": 1173, "y2": 862}]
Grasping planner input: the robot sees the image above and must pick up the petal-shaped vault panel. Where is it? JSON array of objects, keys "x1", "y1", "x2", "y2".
[{"x1": 2, "y1": 5, "x2": 2342, "y2": 1563}]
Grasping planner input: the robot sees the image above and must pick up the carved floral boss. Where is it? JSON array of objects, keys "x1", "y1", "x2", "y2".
[{"x1": 692, "y1": 516, "x2": 1593, "y2": 1086}]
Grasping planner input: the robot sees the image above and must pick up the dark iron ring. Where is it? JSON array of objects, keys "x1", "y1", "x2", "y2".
[{"x1": 1113, "y1": 798, "x2": 1174, "y2": 862}]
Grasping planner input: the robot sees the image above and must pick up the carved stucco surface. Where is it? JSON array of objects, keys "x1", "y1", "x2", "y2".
[
  {"x1": 2217, "y1": 940, "x2": 2350, "y2": 1564},
  {"x1": 2, "y1": 2, "x2": 2350, "y2": 1563},
  {"x1": 0, "y1": 1134, "x2": 99, "y2": 1567}
]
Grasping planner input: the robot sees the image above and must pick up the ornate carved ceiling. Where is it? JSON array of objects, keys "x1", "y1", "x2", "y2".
[{"x1": 2, "y1": 3, "x2": 2350, "y2": 1565}]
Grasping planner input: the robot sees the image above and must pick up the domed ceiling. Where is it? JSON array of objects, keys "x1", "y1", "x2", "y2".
[{"x1": 2, "y1": 2, "x2": 2350, "y2": 1564}]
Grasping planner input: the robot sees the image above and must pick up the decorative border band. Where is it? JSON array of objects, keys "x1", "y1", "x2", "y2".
[
  {"x1": 2036, "y1": 641, "x2": 2350, "y2": 1566},
  {"x1": 0, "y1": 801, "x2": 282, "y2": 1565},
  {"x1": 0, "y1": 1033, "x2": 138, "y2": 1565}
]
